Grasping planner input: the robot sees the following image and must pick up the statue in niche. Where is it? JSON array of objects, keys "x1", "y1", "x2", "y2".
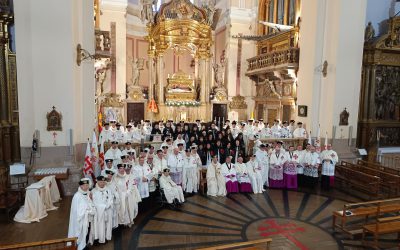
[
  {"x1": 213, "y1": 50, "x2": 227, "y2": 88},
  {"x1": 339, "y1": 108, "x2": 349, "y2": 126},
  {"x1": 141, "y1": 0, "x2": 157, "y2": 23},
  {"x1": 365, "y1": 22, "x2": 375, "y2": 41},
  {"x1": 261, "y1": 79, "x2": 281, "y2": 98},
  {"x1": 202, "y1": 0, "x2": 216, "y2": 25},
  {"x1": 129, "y1": 57, "x2": 145, "y2": 88}
]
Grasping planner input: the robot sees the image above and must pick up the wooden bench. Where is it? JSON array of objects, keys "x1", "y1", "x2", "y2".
[
  {"x1": 362, "y1": 204, "x2": 400, "y2": 249},
  {"x1": 197, "y1": 238, "x2": 272, "y2": 250},
  {"x1": 335, "y1": 165, "x2": 380, "y2": 199},
  {"x1": 0, "y1": 237, "x2": 78, "y2": 250},
  {"x1": 342, "y1": 161, "x2": 400, "y2": 197},
  {"x1": 332, "y1": 198, "x2": 400, "y2": 238},
  {"x1": 357, "y1": 159, "x2": 400, "y2": 176}
]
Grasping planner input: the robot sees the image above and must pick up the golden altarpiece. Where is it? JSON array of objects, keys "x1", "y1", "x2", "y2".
[
  {"x1": 245, "y1": 0, "x2": 300, "y2": 125},
  {"x1": 357, "y1": 16, "x2": 400, "y2": 152},
  {"x1": 136, "y1": 0, "x2": 226, "y2": 122},
  {"x1": 0, "y1": 2, "x2": 21, "y2": 193}
]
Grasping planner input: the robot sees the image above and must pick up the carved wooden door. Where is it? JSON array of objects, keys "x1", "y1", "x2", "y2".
[
  {"x1": 282, "y1": 105, "x2": 291, "y2": 122},
  {"x1": 127, "y1": 103, "x2": 145, "y2": 123},
  {"x1": 267, "y1": 109, "x2": 277, "y2": 125},
  {"x1": 257, "y1": 104, "x2": 264, "y2": 120}
]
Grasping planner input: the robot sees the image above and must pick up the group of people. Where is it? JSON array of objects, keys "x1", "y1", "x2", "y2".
[{"x1": 69, "y1": 119, "x2": 338, "y2": 250}]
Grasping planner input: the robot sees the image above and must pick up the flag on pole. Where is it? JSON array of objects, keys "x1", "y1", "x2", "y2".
[
  {"x1": 91, "y1": 130, "x2": 100, "y2": 176},
  {"x1": 99, "y1": 141, "x2": 105, "y2": 171},
  {"x1": 98, "y1": 111, "x2": 103, "y2": 133},
  {"x1": 324, "y1": 131, "x2": 328, "y2": 150},
  {"x1": 83, "y1": 140, "x2": 94, "y2": 179},
  {"x1": 308, "y1": 131, "x2": 312, "y2": 145}
]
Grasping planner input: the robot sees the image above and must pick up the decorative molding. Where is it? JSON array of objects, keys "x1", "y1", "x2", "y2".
[
  {"x1": 229, "y1": 95, "x2": 247, "y2": 109},
  {"x1": 101, "y1": 93, "x2": 124, "y2": 107}
]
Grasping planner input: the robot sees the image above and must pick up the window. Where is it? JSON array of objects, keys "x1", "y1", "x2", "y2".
[
  {"x1": 277, "y1": 0, "x2": 284, "y2": 24},
  {"x1": 288, "y1": 0, "x2": 296, "y2": 25}
]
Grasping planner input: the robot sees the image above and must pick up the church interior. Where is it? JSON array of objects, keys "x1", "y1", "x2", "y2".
[{"x1": 0, "y1": 0, "x2": 400, "y2": 249}]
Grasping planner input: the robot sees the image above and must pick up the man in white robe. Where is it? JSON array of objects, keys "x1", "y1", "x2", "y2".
[
  {"x1": 154, "y1": 149, "x2": 168, "y2": 173},
  {"x1": 112, "y1": 164, "x2": 138, "y2": 226},
  {"x1": 124, "y1": 124, "x2": 134, "y2": 143},
  {"x1": 269, "y1": 145, "x2": 286, "y2": 188},
  {"x1": 182, "y1": 148, "x2": 201, "y2": 194},
  {"x1": 303, "y1": 146, "x2": 320, "y2": 188},
  {"x1": 173, "y1": 133, "x2": 186, "y2": 150},
  {"x1": 320, "y1": 144, "x2": 338, "y2": 190},
  {"x1": 92, "y1": 175, "x2": 113, "y2": 243},
  {"x1": 221, "y1": 156, "x2": 239, "y2": 193},
  {"x1": 124, "y1": 164, "x2": 142, "y2": 222},
  {"x1": 132, "y1": 156, "x2": 152, "y2": 199},
  {"x1": 159, "y1": 168, "x2": 185, "y2": 204},
  {"x1": 235, "y1": 155, "x2": 252, "y2": 193},
  {"x1": 207, "y1": 155, "x2": 227, "y2": 196},
  {"x1": 293, "y1": 145, "x2": 305, "y2": 187},
  {"x1": 293, "y1": 122, "x2": 307, "y2": 138},
  {"x1": 255, "y1": 144, "x2": 269, "y2": 187},
  {"x1": 103, "y1": 169, "x2": 119, "y2": 229},
  {"x1": 105, "y1": 141, "x2": 122, "y2": 168},
  {"x1": 68, "y1": 178, "x2": 96, "y2": 250},
  {"x1": 99, "y1": 122, "x2": 113, "y2": 145},
  {"x1": 167, "y1": 147, "x2": 184, "y2": 185},
  {"x1": 246, "y1": 155, "x2": 264, "y2": 193}
]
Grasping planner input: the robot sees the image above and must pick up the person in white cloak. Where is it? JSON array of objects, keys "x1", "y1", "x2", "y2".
[
  {"x1": 320, "y1": 144, "x2": 338, "y2": 190},
  {"x1": 68, "y1": 178, "x2": 97, "y2": 250},
  {"x1": 293, "y1": 122, "x2": 307, "y2": 138},
  {"x1": 103, "y1": 169, "x2": 120, "y2": 229},
  {"x1": 154, "y1": 149, "x2": 168, "y2": 173},
  {"x1": 235, "y1": 155, "x2": 253, "y2": 193},
  {"x1": 99, "y1": 122, "x2": 113, "y2": 145},
  {"x1": 112, "y1": 164, "x2": 138, "y2": 226},
  {"x1": 221, "y1": 156, "x2": 239, "y2": 193},
  {"x1": 124, "y1": 164, "x2": 142, "y2": 222},
  {"x1": 132, "y1": 156, "x2": 153, "y2": 199},
  {"x1": 293, "y1": 145, "x2": 305, "y2": 187},
  {"x1": 167, "y1": 147, "x2": 184, "y2": 185},
  {"x1": 159, "y1": 168, "x2": 185, "y2": 204},
  {"x1": 269, "y1": 145, "x2": 286, "y2": 188},
  {"x1": 303, "y1": 146, "x2": 320, "y2": 188},
  {"x1": 173, "y1": 133, "x2": 186, "y2": 150},
  {"x1": 182, "y1": 147, "x2": 201, "y2": 194},
  {"x1": 105, "y1": 141, "x2": 122, "y2": 168},
  {"x1": 92, "y1": 175, "x2": 113, "y2": 243},
  {"x1": 206, "y1": 155, "x2": 227, "y2": 196},
  {"x1": 246, "y1": 154, "x2": 264, "y2": 193},
  {"x1": 255, "y1": 144, "x2": 269, "y2": 187}
]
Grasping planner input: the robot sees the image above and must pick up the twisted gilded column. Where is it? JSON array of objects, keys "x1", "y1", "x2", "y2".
[{"x1": 157, "y1": 54, "x2": 164, "y2": 104}]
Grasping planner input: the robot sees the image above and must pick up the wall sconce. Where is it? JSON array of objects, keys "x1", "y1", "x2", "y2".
[{"x1": 76, "y1": 44, "x2": 96, "y2": 66}]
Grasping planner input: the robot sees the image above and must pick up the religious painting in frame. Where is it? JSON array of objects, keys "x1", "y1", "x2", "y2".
[
  {"x1": 103, "y1": 106, "x2": 124, "y2": 124},
  {"x1": 46, "y1": 106, "x2": 62, "y2": 131},
  {"x1": 298, "y1": 105, "x2": 307, "y2": 117}
]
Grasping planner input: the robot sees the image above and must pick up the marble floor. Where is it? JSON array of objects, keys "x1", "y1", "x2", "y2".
[{"x1": 0, "y1": 187, "x2": 399, "y2": 250}]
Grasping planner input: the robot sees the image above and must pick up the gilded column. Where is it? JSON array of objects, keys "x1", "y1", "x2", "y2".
[
  {"x1": 148, "y1": 55, "x2": 155, "y2": 100},
  {"x1": 205, "y1": 57, "x2": 211, "y2": 103},
  {"x1": 199, "y1": 58, "x2": 206, "y2": 103},
  {"x1": 158, "y1": 54, "x2": 164, "y2": 104}
]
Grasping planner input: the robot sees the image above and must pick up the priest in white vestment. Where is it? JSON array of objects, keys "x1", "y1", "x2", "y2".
[
  {"x1": 235, "y1": 155, "x2": 252, "y2": 193},
  {"x1": 303, "y1": 146, "x2": 320, "y2": 188},
  {"x1": 105, "y1": 141, "x2": 122, "y2": 168},
  {"x1": 182, "y1": 148, "x2": 201, "y2": 194},
  {"x1": 283, "y1": 146, "x2": 298, "y2": 189},
  {"x1": 167, "y1": 147, "x2": 184, "y2": 185},
  {"x1": 124, "y1": 164, "x2": 142, "y2": 222},
  {"x1": 269, "y1": 146, "x2": 286, "y2": 188},
  {"x1": 103, "y1": 169, "x2": 119, "y2": 229},
  {"x1": 221, "y1": 156, "x2": 239, "y2": 193},
  {"x1": 320, "y1": 144, "x2": 338, "y2": 190},
  {"x1": 92, "y1": 175, "x2": 113, "y2": 243},
  {"x1": 68, "y1": 178, "x2": 96, "y2": 250},
  {"x1": 159, "y1": 168, "x2": 185, "y2": 204},
  {"x1": 99, "y1": 122, "x2": 113, "y2": 145},
  {"x1": 255, "y1": 144, "x2": 269, "y2": 187},
  {"x1": 293, "y1": 122, "x2": 307, "y2": 138},
  {"x1": 112, "y1": 164, "x2": 138, "y2": 226},
  {"x1": 293, "y1": 145, "x2": 305, "y2": 187},
  {"x1": 133, "y1": 156, "x2": 153, "y2": 199},
  {"x1": 154, "y1": 149, "x2": 168, "y2": 173},
  {"x1": 246, "y1": 155, "x2": 264, "y2": 193},
  {"x1": 207, "y1": 155, "x2": 227, "y2": 197}
]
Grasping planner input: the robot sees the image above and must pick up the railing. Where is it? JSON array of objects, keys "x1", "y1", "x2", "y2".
[
  {"x1": 197, "y1": 238, "x2": 272, "y2": 250},
  {"x1": 368, "y1": 152, "x2": 400, "y2": 169},
  {"x1": 247, "y1": 48, "x2": 299, "y2": 72},
  {"x1": 0, "y1": 238, "x2": 78, "y2": 250}
]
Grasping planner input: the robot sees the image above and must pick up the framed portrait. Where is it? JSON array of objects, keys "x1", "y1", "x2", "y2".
[{"x1": 298, "y1": 105, "x2": 307, "y2": 117}]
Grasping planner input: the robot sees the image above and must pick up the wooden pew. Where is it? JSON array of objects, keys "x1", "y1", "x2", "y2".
[
  {"x1": 362, "y1": 202, "x2": 400, "y2": 249},
  {"x1": 0, "y1": 237, "x2": 78, "y2": 250},
  {"x1": 332, "y1": 198, "x2": 400, "y2": 238},
  {"x1": 335, "y1": 165, "x2": 380, "y2": 199},
  {"x1": 357, "y1": 159, "x2": 400, "y2": 176},
  {"x1": 197, "y1": 238, "x2": 272, "y2": 250},
  {"x1": 342, "y1": 161, "x2": 400, "y2": 197}
]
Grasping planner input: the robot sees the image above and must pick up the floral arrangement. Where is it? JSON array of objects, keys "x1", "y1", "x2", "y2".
[{"x1": 165, "y1": 100, "x2": 201, "y2": 106}]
